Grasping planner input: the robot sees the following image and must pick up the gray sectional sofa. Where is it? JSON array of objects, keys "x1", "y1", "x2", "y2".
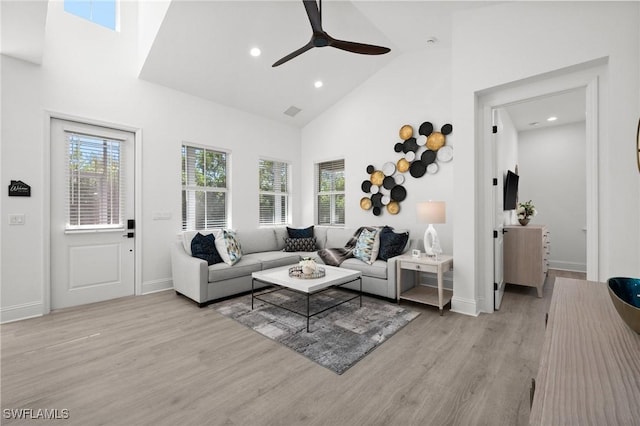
[{"x1": 170, "y1": 226, "x2": 409, "y2": 306}]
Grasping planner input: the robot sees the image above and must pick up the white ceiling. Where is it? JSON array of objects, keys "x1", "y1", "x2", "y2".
[
  {"x1": 138, "y1": 1, "x2": 496, "y2": 127},
  {"x1": 1, "y1": 1, "x2": 585, "y2": 130},
  {"x1": 502, "y1": 88, "x2": 586, "y2": 132}
]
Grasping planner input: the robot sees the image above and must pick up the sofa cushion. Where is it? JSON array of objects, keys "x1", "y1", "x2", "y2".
[
  {"x1": 207, "y1": 256, "x2": 262, "y2": 283},
  {"x1": 287, "y1": 226, "x2": 314, "y2": 238},
  {"x1": 250, "y1": 251, "x2": 301, "y2": 270},
  {"x1": 341, "y1": 258, "x2": 387, "y2": 279},
  {"x1": 284, "y1": 237, "x2": 317, "y2": 252},
  {"x1": 353, "y1": 228, "x2": 379, "y2": 264},
  {"x1": 378, "y1": 227, "x2": 409, "y2": 261},
  {"x1": 191, "y1": 232, "x2": 223, "y2": 265},
  {"x1": 236, "y1": 228, "x2": 278, "y2": 254}
]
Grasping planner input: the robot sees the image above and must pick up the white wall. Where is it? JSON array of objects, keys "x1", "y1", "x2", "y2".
[
  {"x1": 0, "y1": 1, "x2": 301, "y2": 322},
  {"x1": 518, "y1": 122, "x2": 587, "y2": 272},
  {"x1": 301, "y1": 48, "x2": 455, "y2": 257},
  {"x1": 452, "y1": 1, "x2": 640, "y2": 315}
]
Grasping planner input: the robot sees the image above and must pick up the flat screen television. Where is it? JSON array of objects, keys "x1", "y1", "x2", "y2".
[{"x1": 503, "y1": 170, "x2": 519, "y2": 210}]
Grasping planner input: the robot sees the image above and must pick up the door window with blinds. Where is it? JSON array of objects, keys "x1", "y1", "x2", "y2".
[
  {"x1": 182, "y1": 144, "x2": 228, "y2": 230},
  {"x1": 66, "y1": 132, "x2": 125, "y2": 230},
  {"x1": 316, "y1": 159, "x2": 345, "y2": 226},
  {"x1": 258, "y1": 159, "x2": 290, "y2": 226}
]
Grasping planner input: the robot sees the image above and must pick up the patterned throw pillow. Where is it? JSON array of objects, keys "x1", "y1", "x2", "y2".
[
  {"x1": 223, "y1": 230, "x2": 242, "y2": 265},
  {"x1": 190, "y1": 232, "x2": 223, "y2": 265},
  {"x1": 353, "y1": 228, "x2": 378, "y2": 264},
  {"x1": 283, "y1": 237, "x2": 317, "y2": 252},
  {"x1": 378, "y1": 227, "x2": 409, "y2": 261},
  {"x1": 287, "y1": 226, "x2": 314, "y2": 239}
]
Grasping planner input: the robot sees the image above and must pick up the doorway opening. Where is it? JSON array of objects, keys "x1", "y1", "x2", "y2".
[{"x1": 477, "y1": 61, "x2": 604, "y2": 313}]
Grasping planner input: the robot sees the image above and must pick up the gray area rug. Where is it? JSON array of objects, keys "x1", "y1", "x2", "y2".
[{"x1": 212, "y1": 288, "x2": 419, "y2": 374}]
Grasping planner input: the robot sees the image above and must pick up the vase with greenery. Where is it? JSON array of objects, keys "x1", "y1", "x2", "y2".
[{"x1": 517, "y1": 200, "x2": 537, "y2": 226}]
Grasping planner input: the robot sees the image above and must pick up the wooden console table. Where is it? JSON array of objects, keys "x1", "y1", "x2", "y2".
[{"x1": 530, "y1": 278, "x2": 640, "y2": 425}]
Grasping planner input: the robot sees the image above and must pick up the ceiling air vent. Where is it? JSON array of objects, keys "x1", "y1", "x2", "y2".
[{"x1": 284, "y1": 106, "x2": 302, "y2": 117}]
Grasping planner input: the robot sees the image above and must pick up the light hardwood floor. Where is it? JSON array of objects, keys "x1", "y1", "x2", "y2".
[{"x1": 1, "y1": 270, "x2": 585, "y2": 426}]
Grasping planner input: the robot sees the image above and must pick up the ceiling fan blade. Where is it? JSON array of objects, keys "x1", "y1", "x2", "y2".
[
  {"x1": 329, "y1": 38, "x2": 391, "y2": 55},
  {"x1": 303, "y1": 0, "x2": 322, "y2": 33},
  {"x1": 272, "y1": 42, "x2": 314, "y2": 67}
]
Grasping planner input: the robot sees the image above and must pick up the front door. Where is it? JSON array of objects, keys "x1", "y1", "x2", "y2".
[{"x1": 50, "y1": 119, "x2": 135, "y2": 309}]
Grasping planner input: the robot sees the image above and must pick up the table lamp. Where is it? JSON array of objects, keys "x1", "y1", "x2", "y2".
[{"x1": 417, "y1": 201, "x2": 446, "y2": 258}]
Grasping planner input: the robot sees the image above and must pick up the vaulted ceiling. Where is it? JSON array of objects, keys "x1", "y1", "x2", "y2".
[
  {"x1": 137, "y1": 1, "x2": 495, "y2": 127},
  {"x1": 1, "y1": 1, "x2": 586, "y2": 129}
]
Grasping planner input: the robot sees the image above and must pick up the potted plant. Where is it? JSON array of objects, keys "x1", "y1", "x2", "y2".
[{"x1": 517, "y1": 200, "x2": 537, "y2": 225}]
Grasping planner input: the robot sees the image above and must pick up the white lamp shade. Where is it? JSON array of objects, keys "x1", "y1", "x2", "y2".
[{"x1": 417, "y1": 201, "x2": 446, "y2": 224}]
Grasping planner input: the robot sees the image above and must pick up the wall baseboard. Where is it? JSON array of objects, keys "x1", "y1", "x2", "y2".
[
  {"x1": 0, "y1": 301, "x2": 44, "y2": 324},
  {"x1": 549, "y1": 260, "x2": 587, "y2": 273},
  {"x1": 451, "y1": 295, "x2": 479, "y2": 317},
  {"x1": 142, "y1": 278, "x2": 173, "y2": 295}
]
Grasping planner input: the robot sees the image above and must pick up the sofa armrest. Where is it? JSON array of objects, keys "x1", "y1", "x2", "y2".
[
  {"x1": 385, "y1": 255, "x2": 401, "y2": 300},
  {"x1": 170, "y1": 241, "x2": 208, "y2": 303}
]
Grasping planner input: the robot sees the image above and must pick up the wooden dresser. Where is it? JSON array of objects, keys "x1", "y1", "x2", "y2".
[
  {"x1": 503, "y1": 224, "x2": 549, "y2": 297},
  {"x1": 530, "y1": 278, "x2": 640, "y2": 425}
]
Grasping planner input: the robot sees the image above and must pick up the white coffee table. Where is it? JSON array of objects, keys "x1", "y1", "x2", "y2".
[{"x1": 251, "y1": 264, "x2": 362, "y2": 332}]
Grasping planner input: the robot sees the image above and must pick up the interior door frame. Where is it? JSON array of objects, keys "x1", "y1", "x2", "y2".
[
  {"x1": 476, "y1": 60, "x2": 604, "y2": 313},
  {"x1": 43, "y1": 111, "x2": 143, "y2": 315}
]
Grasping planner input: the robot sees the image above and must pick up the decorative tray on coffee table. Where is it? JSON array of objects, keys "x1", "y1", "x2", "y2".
[{"x1": 288, "y1": 266, "x2": 326, "y2": 279}]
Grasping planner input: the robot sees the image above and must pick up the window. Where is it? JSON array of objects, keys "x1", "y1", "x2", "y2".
[
  {"x1": 64, "y1": 0, "x2": 117, "y2": 31},
  {"x1": 182, "y1": 145, "x2": 228, "y2": 230},
  {"x1": 316, "y1": 159, "x2": 345, "y2": 226},
  {"x1": 66, "y1": 132, "x2": 124, "y2": 229},
  {"x1": 258, "y1": 159, "x2": 290, "y2": 226}
]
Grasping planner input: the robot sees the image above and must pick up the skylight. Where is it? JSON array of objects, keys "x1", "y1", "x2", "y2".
[{"x1": 64, "y1": 0, "x2": 118, "y2": 31}]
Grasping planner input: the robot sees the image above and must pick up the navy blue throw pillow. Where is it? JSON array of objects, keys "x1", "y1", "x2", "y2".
[
  {"x1": 191, "y1": 232, "x2": 223, "y2": 266},
  {"x1": 287, "y1": 226, "x2": 314, "y2": 239},
  {"x1": 378, "y1": 226, "x2": 409, "y2": 261}
]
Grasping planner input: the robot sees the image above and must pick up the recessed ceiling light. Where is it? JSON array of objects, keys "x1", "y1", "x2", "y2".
[
  {"x1": 547, "y1": 116, "x2": 558, "y2": 122},
  {"x1": 426, "y1": 36, "x2": 438, "y2": 45},
  {"x1": 314, "y1": 80, "x2": 323, "y2": 88},
  {"x1": 529, "y1": 122, "x2": 540, "y2": 127},
  {"x1": 250, "y1": 47, "x2": 261, "y2": 57}
]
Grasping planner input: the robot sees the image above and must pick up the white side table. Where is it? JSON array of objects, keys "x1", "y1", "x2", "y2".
[{"x1": 396, "y1": 254, "x2": 453, "y2": 315}]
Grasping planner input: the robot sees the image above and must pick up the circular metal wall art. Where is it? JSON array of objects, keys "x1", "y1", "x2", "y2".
[
  {"x1": 382, "y1": 162, "x2": 396, "y2": 176},
  {"x1": 399, "y1": 124, "x2": 413, "y2": 140},
  {"x1": 427, "y1": 163, "x2": 439, "y2": 174},
  {"x1": 426, "y1": 132, "x2": 445, "y2": 151},
  {"x1": 387, "y1": 201, "x2": 400, "y2": 215},
  {"x1": 360, "y1": 197, "x2": 372, "y2": 210},
  {"x1": 381, "y1": 195, "x2": 391, "y2": 205},
  {"x1": 372, "y1": 206, "x2": 382, "y2": 216},
  {"x1": 366, "y1": 164, "x2": 375, "y2": 174},
  {"x1": 397, "y1": 158, "x2": 410, "y2": 173},
  {"x1": 419, "y1": 121, "x2": 434, "y2": 136},
  {"x1": 370, "y1": 170, "x2": 384, "y2": 186},
  {"x1": 361, "y1": 180, "x2": 372, "y2": 193},
  {"x1": 410, "y1": 161, "x2": 426, "y2": 178},
  {"x1": 417, "y1": 135, "x2": 427, "y2": 146},
  {"x1": 421, "y1": 149, "x2": 437, "y2": 165},
  {"x1": 390, "y1": 185, "x2": 407, "y2": 202},
  {"x1": 394, "y1": 174, "x2": 405, "y2": 185},
  {"x1": 394, "y1": 142, "x2": 403, "y2": 153},
  {"x1": 370, "y1": 184, "x2": 379, "y2": 194},
  {"x1": 437, "y1": 145, "x2": 453, "y2": 162},
  {"x1": 405, "y1": 151, "x2": 416, "y2": 162},
  {"x1": 371, "y1": 193, "x2": 384, "y2": 208},
  {"x1": 383, "y1": 176, "x2": 396, "y2": 190}
]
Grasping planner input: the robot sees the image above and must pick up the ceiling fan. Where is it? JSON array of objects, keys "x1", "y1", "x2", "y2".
[{"x1": 272, "y1": 0, "x2": 391, "y2": 67}]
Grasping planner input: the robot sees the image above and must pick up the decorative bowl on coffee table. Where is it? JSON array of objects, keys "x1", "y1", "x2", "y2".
[{"x1": 607, "y1": 277, "x2": 640, "y2": 334}]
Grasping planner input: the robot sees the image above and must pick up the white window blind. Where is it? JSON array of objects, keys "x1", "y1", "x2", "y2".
[
  {"x1": 316, "y1": 159, "x2": 345, "y2": 226},
  {"x1": 258, "y1": 159, "x2": 290, "y2": 226},
  {"x1": 65, "y1": 132, "x2": 124, "y2": 229},
  {"x1": 182, "y1": 145, "x2": 228, "y2": 230}
]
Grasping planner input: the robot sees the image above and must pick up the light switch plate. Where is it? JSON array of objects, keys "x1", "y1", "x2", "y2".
[{"x1": 9, "y1": 214, "x2": 25, "y2": 225}]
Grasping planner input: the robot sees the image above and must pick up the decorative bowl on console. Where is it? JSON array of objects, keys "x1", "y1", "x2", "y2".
[{"x1": 607, "y1": 277, "x2": 640, "y2": 334}]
